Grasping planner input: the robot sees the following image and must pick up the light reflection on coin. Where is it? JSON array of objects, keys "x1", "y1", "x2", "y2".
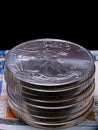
[
  {"x1": 5, "y1": 39, "x2": 94, "y2": 86},
  {"x1": 7, "y1": 81, "x2": 95, "y2": 108},
  {"x1": 5, "y1": 69, "x2": 95, "y2": 100},
  {"x1": 4, "y1": 39, "x2": 95, "y2": 129},
  {"x1": 8, "y1": 97, "x2": 94, "y2": 129},
  {"x1": 7, "y1": 85, "x2": 94, "y2": 117}
]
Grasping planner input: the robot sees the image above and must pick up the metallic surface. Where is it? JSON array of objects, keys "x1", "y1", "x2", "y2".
[
  {"x1": 5, "y1": 65, "x2": 95, "y2": 91},
  {"x1": 8, "y1": 98, "x2": 94, "y2": 129},
  {"x1": 7, "y1": 82, "x2": 95, "y2": 109},
  {"x1": 4, "y1": 39, "x2": 94, "y2": 86},
  {"x1": 7, "y1": 87, "x2": 94, "y2": 117},
  {"x1": 8, "y1": 97, "x2": 93, "y2": 123},
  {"x1": 4, "y1": 39, "x2": 95, "y2": 129},
  {"x1": 5, "y1": 68, "x2": 95, "y2": 100}
]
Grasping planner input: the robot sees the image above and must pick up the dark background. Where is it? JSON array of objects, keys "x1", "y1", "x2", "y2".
[
  {"x1": 0, "y1": 3, "x2": 97, "y2": 50},
  {"x1": 1, "y1": 22, "x2": 97, "y2": 51}
]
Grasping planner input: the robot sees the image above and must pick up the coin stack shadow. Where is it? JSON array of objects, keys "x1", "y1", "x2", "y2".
[{"x1": 4, "y1": 39, "x2": 95, "y2": 129}]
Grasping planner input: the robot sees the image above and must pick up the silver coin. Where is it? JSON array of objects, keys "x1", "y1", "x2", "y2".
[
  {"x1": 22, "y1": 81, "x2": 95, "y2": 106},
  {"x1": 7, "y1": 87, "x2": 94, "y2": 117},
  {"x1": 4, "y1": 39, "x2": 95, "y2": 86},
  {"x1": 4, "y1": 64, "x2": 95, "y2": 91},
  {"x1": 17, "y1": 78, "x2": 95, "y2": 100},
  {"x1": 5, "y1": 72, "x2": 95, "y2": 100},
  {"x1": 8, "y1": 97, "x2": 93, "y2": 123},
  {"x1": 8, "y1": 98, "x2": 94, "y2": 129},
  {"x1": 7, "y1": 81, "x2": 95, "y2": 108}
]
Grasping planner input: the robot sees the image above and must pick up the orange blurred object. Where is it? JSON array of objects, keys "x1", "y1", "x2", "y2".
[{"x1": 6, "y1": 106, "x2": 16, "y2": 119}]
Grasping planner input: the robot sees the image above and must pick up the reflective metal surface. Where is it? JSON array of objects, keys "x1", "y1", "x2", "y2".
[
  {"x1": 5, "y1": 39, "x2": 94, "y2": 86},
  {"x1": 8, "y1": 98, "x2": 94, "y2": 129},
  {"x1": 7, "y1": 82, "x2": 95, "y2": 108},
  {"x1": 7, "y1": 85, "x2": 94, "y2": 117},
  {"x1": 5, "y1": 67, "x2": 95, "y2": 100},
  {"x1": 4, "y1": 39, "x2": 95, "y2": 129}
]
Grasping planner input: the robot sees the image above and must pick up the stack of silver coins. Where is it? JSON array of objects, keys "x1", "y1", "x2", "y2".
[{"x1": 4, "y1": 39, "x2": 95, "y2": 129}]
